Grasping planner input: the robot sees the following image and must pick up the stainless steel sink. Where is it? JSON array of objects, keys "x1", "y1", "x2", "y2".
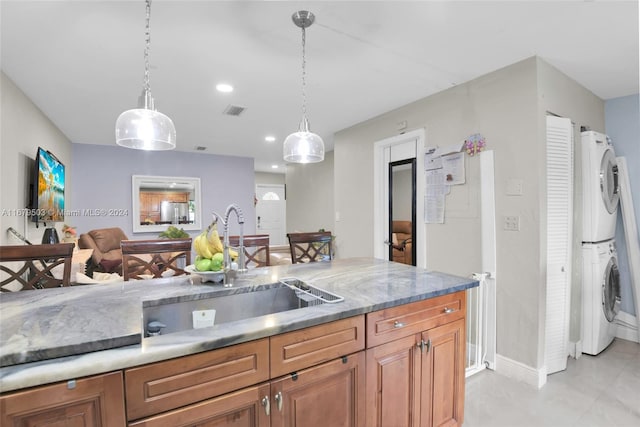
[{"x1": 142, "y1": 278, "x2": 343, "y2": 337}]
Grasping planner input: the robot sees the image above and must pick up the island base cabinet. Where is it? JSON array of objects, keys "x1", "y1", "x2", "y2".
[
  {"x1": 128, "y1": 352, "x2": 365, "y2": 427},
  {"x1": 271, "y1": 351, "x2": 365, "y2": 427},
  {"x1": 0, "y1": 371, "x2": 125, "y2": 427},
  {"x1": 365, "y1": 291, "x2": 466, "y2": 427},
  {"x1": 128, "y1": 383, "x2": 271, "y2": 427},
  {"x1": 420, "y1": 318, "x2": 465, "y2": 427}
]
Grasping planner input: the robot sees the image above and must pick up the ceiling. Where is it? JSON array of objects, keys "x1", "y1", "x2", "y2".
[{"x1": 2, "y1": 1, "x2": 638, "y2": 173}]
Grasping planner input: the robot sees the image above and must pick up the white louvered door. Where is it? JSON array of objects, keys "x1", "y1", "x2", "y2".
[{"x1": 544, "y1": 115, "x2": 574, "y2": 374}]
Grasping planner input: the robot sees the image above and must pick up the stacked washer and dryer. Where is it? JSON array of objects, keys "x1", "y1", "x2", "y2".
[{"x1": 581, "y1": 130, "x2": 621, "y2": 355}]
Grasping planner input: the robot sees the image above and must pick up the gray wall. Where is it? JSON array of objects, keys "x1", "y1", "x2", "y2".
[
  {"x1": 607, "y1": 94, "x2": 640, "y2": 316},
  {"x1": 285, "y1": 150, "x2": 334, "y2": 235},
  {"x1": 0, "y1": 72, "x2": 72, "y2": 245},
  {"x1": 70, "y1": 144, "x2": 256, "y2": 239},
  {"x1": 332, "y1": 56, "x2": 606, "y2": 371}
]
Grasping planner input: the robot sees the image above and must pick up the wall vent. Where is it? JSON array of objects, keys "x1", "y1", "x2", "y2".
[
  {"x1": 195, "y1": 146, "x2": 207, "y2": 151},
  {"x1": 223, "y1": 104, "x2": 246, "y2": 116}
]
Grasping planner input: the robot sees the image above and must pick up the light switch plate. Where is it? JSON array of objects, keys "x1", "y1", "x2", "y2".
[{"x1": 506, "y1": 179, "x2": 523, "y2": 196}]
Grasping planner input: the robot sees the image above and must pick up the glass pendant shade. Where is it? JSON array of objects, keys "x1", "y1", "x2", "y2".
[
  {"x1": 285, "y1": 10, "x2": 324, "y2": 164},
  {"x1": 283, "y1": 117, "x2": 324, "y2": 163},
  {"x1": 116, "y1": 107, "x2": 176, "y2": 151},
  {"x1": 115, "y1": 0, "x2": 175, "y2": 151}
]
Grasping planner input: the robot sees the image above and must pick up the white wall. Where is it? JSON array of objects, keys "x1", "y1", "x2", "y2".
[
  {"x1": 285, "y1": 150, "x2": 334, "y2": 235},
  {"x1": 0, "y1": 72, "x2": 72, "y2": 245},
  {"x1": 333, "y1": 56, "x2": 605, "y2": 374},
  {"x1": 255, "y1": 172, "x2": 285, "y2": 186}
]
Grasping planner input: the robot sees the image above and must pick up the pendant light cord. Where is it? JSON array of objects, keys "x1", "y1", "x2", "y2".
[
  {"x1": 143, "y1": 0, "x2": 152, "y2": 108},
  {"x1": 300, "y1": 25, "x2": 307, "y2": 124}
]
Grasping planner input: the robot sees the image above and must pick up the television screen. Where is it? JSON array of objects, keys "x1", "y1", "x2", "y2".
[{"x1": 33, "y1": 147, "x2": 65, "y2": 222}]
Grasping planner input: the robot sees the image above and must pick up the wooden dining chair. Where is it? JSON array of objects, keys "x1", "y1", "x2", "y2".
[
  {"x1": 229, "y1": 234, "x2": 270, "y2": 268},
  {"x1": 0, "y1": 243, "x2": 75, "y2": 292},
  {"x1": 287, "y1": 231, "x2": 333, "y2": 264},
  {"x1": 121, "y1": 238, "x2": 191, "y2": 281}
]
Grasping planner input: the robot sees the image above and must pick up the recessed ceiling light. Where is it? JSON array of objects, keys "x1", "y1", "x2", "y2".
[
  {"x1": 265, "y1": 136, "x2": 276, "y2": 142},
  {"x1": 271, "y1": 165, "x2": 279, "y2": 169},
  {"x1": 216, "y1": 83, "x2": 233, "y2": 93}
]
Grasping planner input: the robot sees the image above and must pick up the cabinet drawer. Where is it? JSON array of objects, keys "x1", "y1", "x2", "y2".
[
  {"x1": 1, "y1": 371, "x2": 125, "y2": 427},
  {"x1": 125, "y1": 338, "x2": 269, "y2": 421},
  {"x1": 367, "y1": 291, "x2": 465, "y2": 348},
  {"x1": 270, "y1": 315, "x2": 365, "y2": 378}
]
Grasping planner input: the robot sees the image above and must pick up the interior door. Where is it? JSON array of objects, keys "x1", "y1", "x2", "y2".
[
  {"x1": 389, "y1": 159, "x2": 417, "y2": 265},
  {"x1": 544, "y1": 115, "x2": 574, "y2": 374},
  {"x1": 255, "y1": 184, "x2": 286, "y2": 246}
]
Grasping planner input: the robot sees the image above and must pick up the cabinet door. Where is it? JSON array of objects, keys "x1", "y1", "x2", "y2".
[
  {"x1": 270, "y1": 351, "x2": 365, "y2": 427},
  {"x1": 365, "y1": 334, "x2": 421, "y2": 427},
  {"x1": 129, "y1": 383, "x2": 271, "y2": 427},
  {"x1": 0, "y1": 371, "x2": 125, "y2": 427},
  {"x1": 420, "y1": 318, "x2": 465, "y2": 427}
]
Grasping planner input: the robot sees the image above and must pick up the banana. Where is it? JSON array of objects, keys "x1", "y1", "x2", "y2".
[
  {"x1": 194, "y1": 231, "x2": 213, "y2": 259},
  {"x1": 206, "y1": 223, "x2": 224, "y2": 254}
]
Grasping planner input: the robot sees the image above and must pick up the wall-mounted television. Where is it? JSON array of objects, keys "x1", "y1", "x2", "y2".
[{"x1": 31, "y1": 147, "x2": 65, "y2": 223}]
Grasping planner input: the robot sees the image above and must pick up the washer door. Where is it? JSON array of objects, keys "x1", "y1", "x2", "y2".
[
  {"x1": 600, "y1": 149, "x2": 620, "y2": 214},
  {"x1": 602, "y1": 257, "x2": 621, "y2": 322}
]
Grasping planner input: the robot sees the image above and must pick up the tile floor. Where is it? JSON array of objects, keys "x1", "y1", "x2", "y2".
[{"x1": 464, "y1": 338, "x2": 640, "y2": 426}]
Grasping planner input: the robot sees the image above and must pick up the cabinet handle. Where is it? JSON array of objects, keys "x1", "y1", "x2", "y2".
[
  {"x1": 394, "y1": 320, "x2": 405, "y2": 328},
  {"x1": 443, "y1": 307, "x2": 454, "y2": 314},
  {"x1": 261, "y1": 396, "x2": 270, "y2": 416},
  {"x1": 416, "y1": 338, "x2": 432, "y2": 353},
  {"x1": 274, "y1": 391, "x2": 283, "y2": 411}
]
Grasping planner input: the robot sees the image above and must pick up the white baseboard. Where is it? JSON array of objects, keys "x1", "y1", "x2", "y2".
[
  {"x1": 495, "y1": 354, "x2": 547, "y2": 389},
  {"x1": 615, "y1": 311, "x2": 639, "y2": 343}
]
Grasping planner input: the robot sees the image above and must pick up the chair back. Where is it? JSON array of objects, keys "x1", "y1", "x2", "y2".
[
  {"x1": 121, "y1": 238, "x2": 192, "y2": 281},
  {"x1": 229, "y1": 234, "x2": 270, "y2": 268},
  {"x1": 0, "y1": 243, "x2": 74, "y2": 291},
  {"x1": 287, "y1": 232, "x2": 333, "y2": 264}
]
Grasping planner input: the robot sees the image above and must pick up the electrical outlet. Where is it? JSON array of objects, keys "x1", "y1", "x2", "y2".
[{"x1": 504, "y1": 216, "x2": 520, "y2": 231}]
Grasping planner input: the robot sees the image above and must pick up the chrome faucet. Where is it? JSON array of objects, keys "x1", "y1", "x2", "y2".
[{"x1": 211, "y1": 204, "x2": 246, "y2": 286}]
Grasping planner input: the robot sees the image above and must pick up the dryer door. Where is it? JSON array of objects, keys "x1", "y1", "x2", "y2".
[
  {"x1": 602, "y1": 257, "x2": 621, "y2": 322},
  {"x1": 600, "y1": 149, "x2": 620, "y2": 214}
]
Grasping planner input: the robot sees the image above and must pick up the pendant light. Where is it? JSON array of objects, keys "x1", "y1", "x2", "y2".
[
  {"x1": 283, "y1": 11, "x2": 324, "y2": 163},
  {"x1": 116, "y1": 0, "x2": 176, "y2": 151}
]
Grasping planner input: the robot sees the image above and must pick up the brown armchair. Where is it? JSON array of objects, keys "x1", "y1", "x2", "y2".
[
  {"x1": 78, "y1": 227, "x2": 128, "y2": 272},
  {"x1": 392, "y1": 221, "x2": 413, "y2": 265}
]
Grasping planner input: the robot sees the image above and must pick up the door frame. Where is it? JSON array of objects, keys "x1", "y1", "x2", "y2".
[{"x1": 373, "y1": 128, "x2": 426, "y2": 268}]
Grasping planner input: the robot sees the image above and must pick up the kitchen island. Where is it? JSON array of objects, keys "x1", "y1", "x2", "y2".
[{"x1": 1, "y1": 257, "x2": 478, "y2": 426}]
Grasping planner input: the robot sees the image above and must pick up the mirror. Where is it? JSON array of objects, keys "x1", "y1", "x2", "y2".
[
  {"x1": 389, "y1": 159, "x2": 416, "y2": 265},
  {"x1": 132, "y1": 175, "x2": 202, "y2": 233}
]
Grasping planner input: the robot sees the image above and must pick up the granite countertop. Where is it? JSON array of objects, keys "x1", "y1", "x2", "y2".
[{"x1": 0, "y1": 257, "x2": 478, "y2": 393}]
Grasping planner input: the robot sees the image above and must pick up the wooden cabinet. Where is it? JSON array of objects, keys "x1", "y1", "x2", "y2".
[
  {"x1": 124, "y1": 338, "x2": 270, "y2": 421},
  {"x1": 139, "y1": 191, "x2": 189, "y2": 223},
  {"x1": 128, "y1": 383, "x2": 271, "y2": 427},
  {"x1": 0, "y1": 371, "x2": 126, "y2": 426},
  {"x1": 1, "y1": 293, "x2": 467, "y2": 427},
  {"x1": 270, "y1": 351, "x2": 365, "y2": 427},
  {"x1": 365, "y1": 291, "x2": 466, "y2": 427},
  {"x1": 125, "y1": 317, "x2": 365, "y2": 426}
]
